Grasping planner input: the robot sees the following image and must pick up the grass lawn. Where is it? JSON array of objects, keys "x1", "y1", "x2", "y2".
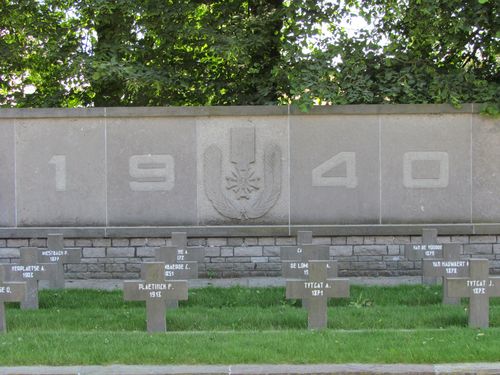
[{"x1": 1, "y1": 285, "x2": 500, "y2": 365}]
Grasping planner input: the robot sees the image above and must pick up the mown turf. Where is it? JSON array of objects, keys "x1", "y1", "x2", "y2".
[{"x1": 1, "y1": 285, "x2": 499, "y2": 365}]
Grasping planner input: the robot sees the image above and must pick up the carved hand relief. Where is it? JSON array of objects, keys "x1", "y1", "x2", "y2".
[{"x1": 203, "y1": 127, "x2": 282, "y2": 220}]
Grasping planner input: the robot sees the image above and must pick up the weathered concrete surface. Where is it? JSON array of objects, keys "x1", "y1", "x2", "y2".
[
  {"x1": 380, "y1": 114, "x2": 471, "y2": 224},
  {"x1": 2, "y1": 363, "x2": 500, "y2": 375},
  {"x1": 15, "y1": 117, "x2": 106, "y2": 226},
  {"x1": 472, "y1": 115, "x2": 500, "y2": 222},
  {"x1": 290, "y1": 115, "x2": 380, "y2": 224},
  {"x1": 0, "y1": 119, "x2": 15, "y2": 226},
  {"x1": 0, "y1": 105, "x2": 499, "y2": 233},
  {"x1": 107, "y1": 117, "x2": 197, "y2": 226}
]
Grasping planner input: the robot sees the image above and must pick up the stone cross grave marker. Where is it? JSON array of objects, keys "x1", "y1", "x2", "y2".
[
  {"x1": 286, "y1": 260, "x2": 349, "y2": 330},
  {"x1": 3, "y1": 247, "x2": 57, "y2": 309},
  {"x1": 168, "y1": 232, "x2": 205, "y2": 263},
  {"x1": 0, "y1": 267, "x2": 26, "y2": 333},
  {"x1": 281, "y1": 231, "x2": 331, "y2": 310},
  {"x1": 422, "y1": 243, "x2": 468, "y2": 305},
  {"x1": 404, "y1": 228, "x2": 443, "y2": 285},
  {"x1": 123, "y1": 262, "x2": 188, "y2": 333},
  {"x1": 155, "y1": 247, "x2": 198, "y2": 309},
  {"x1": 446, "y1": 259, "x2": 500, "y2": 328},
  {"x1": 39, "y1": 234, "x2": 82, "y2": 289}
]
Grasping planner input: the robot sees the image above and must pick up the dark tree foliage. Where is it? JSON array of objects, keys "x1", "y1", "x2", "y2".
[{"x1": 0, "y1": 0, "x2": 498, "y2": 112}]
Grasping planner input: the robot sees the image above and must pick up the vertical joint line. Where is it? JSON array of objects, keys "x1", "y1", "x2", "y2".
[
  {"x1": 470, "y1": 104, "x2": 473, "y2": 224},
  {"x1": 14, "y1": 119, "x2": 18, "y2": 227},
  {"x1": 287, "y1": 104, "x2": 291, "y2": 236},
  {"x1": 378, "y1": 115, "x2": 382, "y2": 225},
  {"x1": 104, "y1": 108, "x2": 108, "y2": 230}
]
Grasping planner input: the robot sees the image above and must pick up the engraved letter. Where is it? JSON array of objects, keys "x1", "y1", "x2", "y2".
[
  {"x1": 312, "y1": 152, "x2": 358, "y2": 188},
  {"x1": 129, "y1": 154, "x2": 174, "y2": 192},
  {"x1": 403, "y1": 152, "x2": 449, "y2": 188}
]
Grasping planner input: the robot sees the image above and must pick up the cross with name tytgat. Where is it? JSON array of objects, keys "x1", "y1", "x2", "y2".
[
  {"x1": 286, "y1": 260, "x2": 349, "y2": 330},
  {"x1": 446, "y1": 259, "x2": 500, "y2": 328}
]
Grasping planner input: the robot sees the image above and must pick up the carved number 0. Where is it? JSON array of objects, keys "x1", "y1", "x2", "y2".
[
  {"x1": 129, "y1": 154, "x2": 175, "y2": 192},
  {"x1": 403, "y1": 152, "x2": 449, "y2": 188}
]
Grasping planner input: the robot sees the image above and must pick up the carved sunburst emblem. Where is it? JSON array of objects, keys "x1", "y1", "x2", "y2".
[{"x1": 225, "y1": 168, "x2": 260, "y2": 200}]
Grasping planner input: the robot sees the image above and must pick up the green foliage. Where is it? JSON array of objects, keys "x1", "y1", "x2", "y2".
[{"x1": 0, "y1": 0, "x2": 498, "y2": 109}]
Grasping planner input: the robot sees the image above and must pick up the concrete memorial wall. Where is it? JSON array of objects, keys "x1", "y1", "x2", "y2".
[{"x1": 0, "y1": 104, "x2": 499, "y2": 278}]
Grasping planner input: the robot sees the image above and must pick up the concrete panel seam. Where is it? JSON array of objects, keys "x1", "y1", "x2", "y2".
[
  {"x1": 287, "y1": 104, "x2": 291, "y2": 236},
  {"x1": 104, "y1": 107, "x2": 109, "y2": 229},
  {"x1": 14, "y1": 118, "x2": 18, "y2": 227},
  {"x1": 378, "y1": 114, "x2": 382, "y2": 224},
  {"x1": 470, "y1": 108, "x2": 473, "y2": 224}
]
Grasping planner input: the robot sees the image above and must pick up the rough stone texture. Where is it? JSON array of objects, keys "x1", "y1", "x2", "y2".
[{"x1": 1, "y1": 235, "x2": 499, "y2": 279}]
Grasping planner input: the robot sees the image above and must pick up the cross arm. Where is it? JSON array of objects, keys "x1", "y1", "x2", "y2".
[{"x1": 0, "y1": 282, "x2": 26, "y2": 302}]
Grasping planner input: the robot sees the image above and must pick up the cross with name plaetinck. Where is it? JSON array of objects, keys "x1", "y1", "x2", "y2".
[
  {"x1": 123, "y1": 262, "x2": 188, "y2": 333},
  {"x1": 39, "y1": 234, "x2": 82, "y2": 289},
  {"x1": 0, "y1": 267, "x2": 26, "y2": 333},
  {"x1": 446, "y1": 259, "x2": 500, "y2": 328},
  {"x1": 404, "y1": 228, "x2": 443, "y2": 285},
  {"x1": 1, "y1": 247, "x2": 57, "y2": 309},
  {"x1": 422, "y1": 243, "x2": 468, "y2": 305},
  {"x1": 286, "y1": 260, "x2": 349, "y2": 329}
]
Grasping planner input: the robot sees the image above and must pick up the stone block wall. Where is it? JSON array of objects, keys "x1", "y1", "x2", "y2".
[{"x1": 1, "y1": 235, "x2": 499, "y2": 279}]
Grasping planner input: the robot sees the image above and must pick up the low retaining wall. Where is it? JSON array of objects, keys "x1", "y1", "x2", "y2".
[{"x1": 1, "y1": 235, "x2": 499, "y2": 279}]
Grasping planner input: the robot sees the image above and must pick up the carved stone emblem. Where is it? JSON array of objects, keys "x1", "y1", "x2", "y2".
[{"x1": 204, "y1": 127, "x2": 282, "y2": 220}]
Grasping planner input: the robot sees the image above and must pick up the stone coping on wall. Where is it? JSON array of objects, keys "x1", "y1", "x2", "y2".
[
  {"x1": 0, "y1": 103, "x2": 483, "y2": 118},
  {"x1": 1, "y1": 223, "x2": 499, "y2": 238}
]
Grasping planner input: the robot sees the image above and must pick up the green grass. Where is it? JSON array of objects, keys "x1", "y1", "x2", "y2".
[{"x1": 1, "y1": 285, "x2": 500, "y2": 365}]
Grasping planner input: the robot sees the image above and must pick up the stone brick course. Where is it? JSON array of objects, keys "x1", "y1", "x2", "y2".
[{"x1": 0, "y1": 235, "x2": 499, "y2": 279}]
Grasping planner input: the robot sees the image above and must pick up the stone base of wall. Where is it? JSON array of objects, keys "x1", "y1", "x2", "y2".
[{"x1": 1, "y1": 235, "x2": 499, "y2": 279}]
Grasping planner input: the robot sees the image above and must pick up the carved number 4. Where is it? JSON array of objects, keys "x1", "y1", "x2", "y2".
[
  {"x1": 312, "y1": 152, "x2": 358, "y2": 188},
  {"x1": 312, "y1": 151, "x2": 449, "y2": 189}
]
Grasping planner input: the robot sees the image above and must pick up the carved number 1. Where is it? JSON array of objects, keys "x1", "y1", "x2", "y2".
[{"x1": 48, "y1": 155, "x2": 67, "y2": 191}]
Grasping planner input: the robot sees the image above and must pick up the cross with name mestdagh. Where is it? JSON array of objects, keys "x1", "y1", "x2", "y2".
[
  {"x1": 404, "y1": 228, "x2": 443, "y2": 285},
  {"x1": 286, "y1": 260, "x2": 349, "y2": 329},
  {"x1": 422, "y1": 243, "x2": 468, "y2": 305},
  {"x1": 123, "y1": 262, "x2": 188, "y2": 333},
  {"x1": 446, "y1": 258, "x2": 500, "y2": 328},
  {"x1": 39, "y1": 234, "x2": 82, "y2": 289},
  {"x1": 155, "y1": 246, "x2": 198, "y2": 309},
  {"x1": 2, "y1": 247, "x2": 57, "y2": 309},
  {"x1": 0, "y1": 267, "x2": 26, "y2": 333}
]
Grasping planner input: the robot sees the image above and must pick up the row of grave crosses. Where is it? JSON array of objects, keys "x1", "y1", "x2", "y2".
[
  {"x1": 123, "y1": 232, "x2": 204, "y2": 332},
  {"x1": 0, "y1": 234, "x2": 82, "y2": 332},
  {"x1": 404, "y1": 228, "x2": 500, "y2": 328},
  {"x1": 2, "y1": 229, "x2": 500, "y2": 333}
]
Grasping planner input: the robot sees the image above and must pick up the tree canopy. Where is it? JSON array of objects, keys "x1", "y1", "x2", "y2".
[{"x1": 0, "y1": 0, "x2": 498, "y2": 112}]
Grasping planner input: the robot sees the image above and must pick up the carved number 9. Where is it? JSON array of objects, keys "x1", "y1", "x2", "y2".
[{"x1": 129, "y1": 155, "x2": 175, "y2": 192}]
